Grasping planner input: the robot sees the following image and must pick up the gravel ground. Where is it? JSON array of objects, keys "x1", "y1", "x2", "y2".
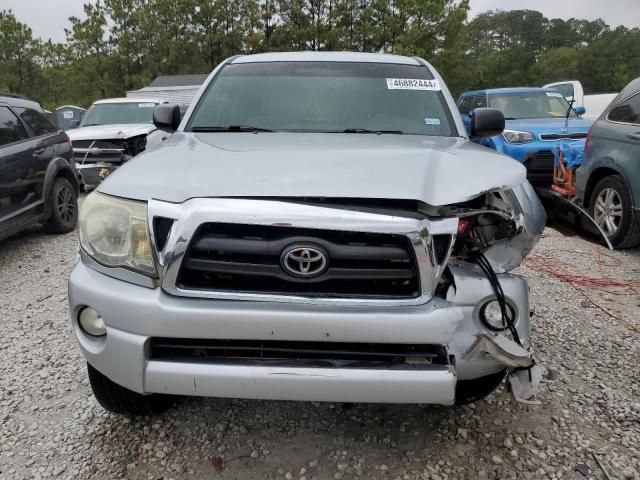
[{"x1": 0, "y1": 223, "x2": 639, "y2": 480}]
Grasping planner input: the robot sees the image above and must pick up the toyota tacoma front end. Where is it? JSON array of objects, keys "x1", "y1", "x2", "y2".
[{"x1": 68, "y1": 52, "x2": 545, "y2": 415}]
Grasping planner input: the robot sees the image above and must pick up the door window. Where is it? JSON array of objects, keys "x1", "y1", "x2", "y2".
[
  {"x1": 458, "y1": 96, "x2": 474, "y2": 115},
  {"x1": 608, "y1": 93, "x2": 640, "y2": 125},
  {"x1": 14, "y1": 107, "x2": 57, "y2": 136},
  {"x1": 0, "y1": 106, "x2": 28, "y2": 146},
  {"x1": 471, "y1": 95, "x2": 487, "y2": 109}
]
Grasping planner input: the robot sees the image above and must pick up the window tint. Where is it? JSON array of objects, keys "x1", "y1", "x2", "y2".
[
  {"x1": 608, "y1": 94, "x2": 640, "y2": 125},
  {"x1": 15, "y1": 107, "x2": 57, "y2": 136},
  {"x1": 458, "y1": 95, "x2": 486, "y2": 115},
  {"x1": 0, "y1": 106, "x2": 28, "y2": 146},
  {"x1": 472, "y1": 95, "x2": 487, "y2": 109},
  {"x1": 458, "y1": 96, "x2": 474, "y2": 114}
]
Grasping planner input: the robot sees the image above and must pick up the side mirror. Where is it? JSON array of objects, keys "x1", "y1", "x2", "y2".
[
  {"x1": 153, "y1": 104, "x2": 181, "y2": 131},
  {"x1": 574, "y1": 106, "x2": 586, "y2": 116},
  {"x1": 470, "y1": 108, "x2": 505, "y2": 138}
]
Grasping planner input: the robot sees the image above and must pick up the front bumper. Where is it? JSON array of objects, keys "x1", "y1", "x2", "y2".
[{"x1": 69, "y1": 259, "x2": 531, "y2": 405}]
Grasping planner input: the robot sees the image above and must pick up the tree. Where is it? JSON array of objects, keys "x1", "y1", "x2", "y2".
[
  {"x1": 578, "y1": 27, "x2": 640, "y2": 93},
  {"x1": 530, "y1": 47, "x2": 579, "y2": 85},
  {"x1": 3, "y1": 1, "x2": 638, "y2": 111},
  {"x1": 0, "y1": 10, "x2": 43, "y2": 97},
  {"x1": 66, "y1": 1, "x2": 115, "y2": 99}
]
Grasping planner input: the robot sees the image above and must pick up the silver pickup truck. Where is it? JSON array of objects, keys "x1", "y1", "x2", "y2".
[{"x1": 68, "y1": 52, "x2": 545, "y2": 415}]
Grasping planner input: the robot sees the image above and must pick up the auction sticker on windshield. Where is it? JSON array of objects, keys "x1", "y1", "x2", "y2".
[{"x1": 386, "y1": 78, "x2": 440, "y2": 91}]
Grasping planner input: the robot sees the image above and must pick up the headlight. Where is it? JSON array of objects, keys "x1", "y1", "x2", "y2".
[
  {"x1": 501, "y1": 130, "x2": 534, "y2": 144},
  {"x1": 480, "y1": 300, "x2": 515, "y2": 331},
  {"x1": 79, "y1": 192, "x2": 156, "y2": 276}
]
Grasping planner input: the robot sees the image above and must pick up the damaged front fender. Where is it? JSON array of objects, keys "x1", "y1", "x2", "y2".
[{"x1": 483, "y1": 181, "x2": 546, "y2": 272}]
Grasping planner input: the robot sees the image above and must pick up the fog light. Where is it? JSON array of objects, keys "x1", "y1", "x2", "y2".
[
  {"x1": 480, "y1": 300, "x2": 514, "y2": 331},
  {"x1": 78, "y1": 307, "x2": 106, "y2": 336}
]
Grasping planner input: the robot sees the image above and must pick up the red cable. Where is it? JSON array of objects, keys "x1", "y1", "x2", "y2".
[{"x1": 523, "y1": 243, "x2": 640, "y2": 333}]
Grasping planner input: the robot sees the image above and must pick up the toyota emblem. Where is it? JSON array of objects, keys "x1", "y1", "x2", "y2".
[{"x1": 281, "y1": 245, "x2": 328, "y2": 278}]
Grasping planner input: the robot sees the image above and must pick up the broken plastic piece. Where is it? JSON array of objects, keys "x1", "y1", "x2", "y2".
[
  {"x1": 509, "y1": 365, "x2": 542, "y2": 405},
  {"x1": 462, "y1": 333, "x2": 534, "y2": 369}
]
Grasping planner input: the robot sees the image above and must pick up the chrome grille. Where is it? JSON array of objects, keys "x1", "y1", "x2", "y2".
[
  {"x1": 539, "y1": 132, "x2": 588, "y2": 141},
  {"x1": 152, "y1": 198, "x2": 458, "y2": 306},
  {"x1": 177, "y1": 223, "x2": 420, "y2": 299}
]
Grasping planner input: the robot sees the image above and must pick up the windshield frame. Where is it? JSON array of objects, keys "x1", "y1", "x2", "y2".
[
  {"x1": 185, "y1": 61, "x2": 458, "y2": 137},
  {"x1": 487, "y1": 91, "x2": 578, "y2": 120},
  {"x1": 80, "y1": 101, "x2": 158, "y2": 127}
]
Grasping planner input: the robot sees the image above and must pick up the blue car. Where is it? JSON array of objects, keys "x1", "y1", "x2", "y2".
[{"x1": 457, "y1": 88, "x2": 592, "y2": 185}]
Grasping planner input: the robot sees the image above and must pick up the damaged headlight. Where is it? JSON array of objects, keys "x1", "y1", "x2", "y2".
[
  {"x1": 502, "y1": 130, "x2": 534, "y2": 144},
  {"x1": 79, "y1": 192, "x2": 156, "y2": 276},
  {"x1": 438, "y1": 184, "x2": 545, "y2": 272}
]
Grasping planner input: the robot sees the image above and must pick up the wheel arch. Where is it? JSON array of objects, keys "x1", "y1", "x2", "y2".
[
  {"x1": 43, "y1": 158, "x2": 79, "y2": 217},
  {"x1": 584, "y1": 166, "x2": 625, "y2": 208}
]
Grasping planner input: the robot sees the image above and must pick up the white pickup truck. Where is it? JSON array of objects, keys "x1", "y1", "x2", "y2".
[
  {"x1": 67, "y1": 97, "x2": 170, "y2": 189},
  {"x1": 544, "y1": 80, "x2": 618, "y2": 121}
]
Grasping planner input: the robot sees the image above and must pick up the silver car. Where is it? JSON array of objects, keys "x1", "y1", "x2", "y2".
[{"x1": 68, "y1": 52, "x2": 545, "y2": 415}]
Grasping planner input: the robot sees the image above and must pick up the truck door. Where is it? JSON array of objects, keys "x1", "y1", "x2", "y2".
[
  {"x1": 0, "y1": 105, "x2": 32, "y2": 228},
  {"x1": 12, "y1": 106, "x2": 63, "y2": 203}
]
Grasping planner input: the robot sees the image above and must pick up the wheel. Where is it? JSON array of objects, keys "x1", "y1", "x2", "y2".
[
  {"x1": 44, "y1": 177, "x2": 78, "y2": 233},
  {"x1": 455, "y1": 369, "x2": 507, "y2": 405},
  {"x1": 589, "y1": 175, "x2": 640, "y2": 249},
  {"x1": 87, "y1": 363, "x2": 174, "y2": 415}
]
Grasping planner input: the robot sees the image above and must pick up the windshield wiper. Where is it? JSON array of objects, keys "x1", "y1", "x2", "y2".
[
  {"x1": 191, "y1": 125, "x2": 274, "y2": 133},
  {"x1": 340, "y1": 128, "x2": 404, "y2": 134}
]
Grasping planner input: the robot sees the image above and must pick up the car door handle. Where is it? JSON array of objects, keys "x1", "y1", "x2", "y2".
[
  {"x1": 627, "y1": 132, "x2": 640, "y2": 141},
  {"x1": 33, "y1": 148, "x2": 46, "y2": 155}
]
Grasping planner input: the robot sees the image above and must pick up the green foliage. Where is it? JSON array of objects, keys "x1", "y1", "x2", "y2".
[{"x1": 0, "y1": 3, "x2": 638, "y2": 109}]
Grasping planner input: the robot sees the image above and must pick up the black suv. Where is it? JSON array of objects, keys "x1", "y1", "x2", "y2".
[{"x1": 0, "y1": 94, "x2": 78, "y2": 241}]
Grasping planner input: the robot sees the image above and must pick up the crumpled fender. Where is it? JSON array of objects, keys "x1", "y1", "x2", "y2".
[{"x1": 483, "y1": 181, "x2": 546, "y2": 273}]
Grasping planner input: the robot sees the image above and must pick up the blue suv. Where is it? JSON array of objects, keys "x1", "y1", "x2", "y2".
[{"x1": 457, "y1": 88, "x2": 592, "y2": 185}]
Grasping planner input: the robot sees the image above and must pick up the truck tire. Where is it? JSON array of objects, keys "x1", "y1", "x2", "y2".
[
  {"x1": 589, "y1": 175, "x2": 640, "y2": 249},
  {"x1": 455, "y1": 369, "x2": 507, "y2": 405},
  {"x1": 87, "y1": 363, "x2": 173, "y2": 416},
  {"x1": 44, "y1": 177, "x2": 78, "y2": 234}
]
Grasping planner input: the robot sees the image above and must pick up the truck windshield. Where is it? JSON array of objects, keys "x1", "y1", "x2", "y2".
[
  {"x1": 81, "y1": 102, "x2": 157, "y2": 127},
  {"x1": 189, "y1": 62, "x2": 455, "y2": 136},
  {"x1": 488, "y1": 92, "x2": 577, "y2": 120}
]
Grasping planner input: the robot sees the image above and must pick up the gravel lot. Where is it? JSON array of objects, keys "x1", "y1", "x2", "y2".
[{"x1": 0, "y1": 222, "x2": 638, "y2": 480}]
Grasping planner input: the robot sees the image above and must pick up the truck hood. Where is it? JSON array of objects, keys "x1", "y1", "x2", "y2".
[
  {"x1": 98, "y1": 132, "x2": 527, "y2": 206},
  {"x1": 505, "y1": 117, "x2": 592, "y2": 134},
  {"x1": 67, "y1": 123, "x2": 156, "y2": 141}
]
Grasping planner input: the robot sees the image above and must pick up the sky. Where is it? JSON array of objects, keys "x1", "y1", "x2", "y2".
[{"x1": 3, "y1": 0, "x2": 640, "y2": 43}]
